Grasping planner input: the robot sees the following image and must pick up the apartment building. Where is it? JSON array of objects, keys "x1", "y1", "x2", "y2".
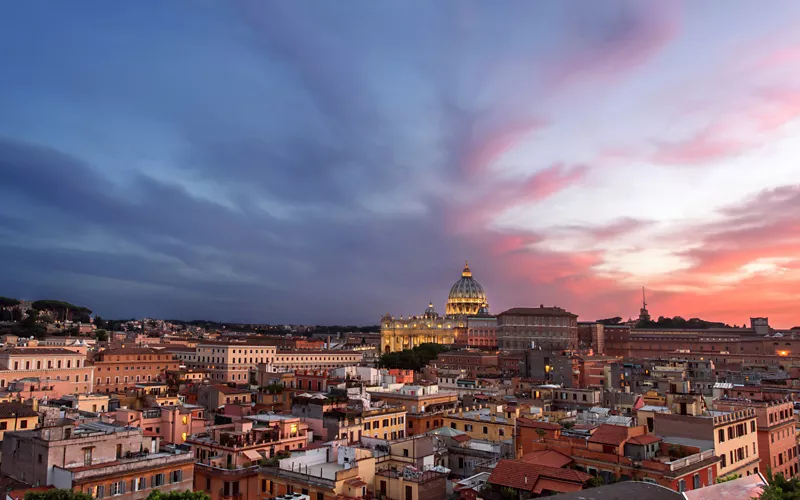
[
  {"x1": 431, "y1": 351, "x2": 499, "y2": 377},
  {"x1": 194, "y1": 342, "x2": 277, "y2": 383},
  {"x1": 713, "y1": 399, "x2": 799, "y2": 478},
  {"x1": 258, "y1": 444, "x2": 374, "y2": 500},
  {"x1": 524, "y1": 422, "x2": 720, "y2": 493},
  {"x1": 272, "y1": 351, "x2": 363, "y2": 371},
  {"x1": 92, "y1": 348, "x2": 179, "y2": 393},
  {"x1": 369, "y1": 384, "x2": 459, "y2": 437},
  {"x1": 654, "y1": 408, "x2": 760, "y2": 477},
  {"x1": 189, "y1": 415, "x2": 310, "y2": 500},
  {"x1": 115, "y1": 405, "x2": 206, "y2": 445},
  {"x1": 444, "y1": 405, "x2": 516, "y2": 442},
  {"x1": 0, "y1": 348, "x2": 94, "y2": 396},
  {"x1": 1, "y1": 421, "x2": 194, "y2": 498}
]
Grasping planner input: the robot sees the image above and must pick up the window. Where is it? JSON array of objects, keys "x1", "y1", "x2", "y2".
[
  {"x1": 693, "y1": 474, "x2": 700, "y2": 489},
  {"x1": 20, "y1": 420, "x2": 27, "y2": 429},
  {"x1": 718, "y1": 429, "x2": 725, "y2": 442},
  {"x1": 111, "y1": 480, "x2": 126, "y2": 496},
  {"x1": 751, "y1": 421, "x2": 756, "y2": 432},
  {"x1": 153, "y1": 474, "x2": 165, "y2": 487},
  {"x1": 171, "y1": 470, "x2": 182, "y2": 483},
  {"x1": 96, "y1": 486, "x2": 105, "y2": 498},
  {"x1": 84, "y1": 448, "x2": 93, "y2": 466},
  {"x1": 206, "y1": 478, "x2": 212, "y2": 491},
  {"x1": 678, "y1": 479, "x2": 686, "y2": 493},
  {"x1": 134, "y1": 477, "x2": 146, "y2": 491},
  {"x1": 721, "y1": 454, "x2": 727, "y2": 468},
  {"x1": 483, "y1": 426, "x2": 488, "y2": 434}
]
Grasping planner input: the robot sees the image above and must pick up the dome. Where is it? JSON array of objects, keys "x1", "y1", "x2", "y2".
[
  {"x1": 423, "y1": 302, "x2": 439, "y2": 319},
  {"x1": 446, "y1": 261, "x2": 487, "y2": 316}
]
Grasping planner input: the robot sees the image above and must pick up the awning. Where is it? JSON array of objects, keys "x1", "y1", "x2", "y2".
[{"x1": 242, "y1": 449, "x2": 263, "y2": 461}]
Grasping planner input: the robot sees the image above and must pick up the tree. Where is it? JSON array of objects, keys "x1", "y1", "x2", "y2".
[
  {"x1": 24, "y1": 489, "x2": 93, "y2": 500},
  {"x1": 716, "y1": 473, "x2": 739, "y2": 484},
  {"x1": 95, "y1": 329, "x2": 109, "y2": 342},
  {"x1": 535, "y1": 428, "x2": 546, "y2": 441},
  {"x1": 146, "y1": 491, "x2": 210, "y2": 500},
  {"x1": 757, "y1": 470, "x2": 800, "y2": 499},
  {"x1": 587, "y1": 476, "x2": 606, "y2": 488},
  {"x1": 596, "y1": 317, "x2": 623, "y2": 325}
]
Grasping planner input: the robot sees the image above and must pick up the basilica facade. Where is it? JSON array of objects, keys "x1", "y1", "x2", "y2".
[{"x1": 380, "y1": 262, "x2": 490, "y2": 353}]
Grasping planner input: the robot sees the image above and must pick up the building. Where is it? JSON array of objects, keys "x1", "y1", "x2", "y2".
[
  {"x1": 443, "y1": 405, "x2": 516, "y2": 443},
  {"x1": 0, "y1": 348, "x2": 94, "y2": 396},
  {"x1": 713, "y1": 399, "x2": 798, "y2": 479},
  {"x1": 496, "y1": 306, "x2": 579, "y2": 351},
  {"x1": 271, "y1": 351, "x2": 363, "y2": 372},
  {"x1": 375, "y1": 435, "x2": 448, "y2": 500},
  {"x1": 369, "y1": 384, "x2": 459, "y2": 436},
  {"x1": 259, "y1": 444, "x2": 376, "y2": 500},
  {"x1": 115, "y1": 405, "x2": 205, "y2": 445},
  {"x1": 431, "y1": 351, "x2": 499, "y2": 377},
  {"x1": 524, "y1": 422, "x2": 721, "y2": 493},
  {"x1": 380, "y1": 262, "x2": 491, "y2": 354},
  {"x1": 446, "y1": 262, "x2": 488, "y2": 316},
  {"x1": 198, "y1": 384, "x2": 254, "y2": 410},
  {"x1": 192, "y1": 342, "x2": 276, "y2": 383},
  {"x1": 380, "y1": 305, "x2": 461, "y2": 355},
  {"x1": 1, "y1": 421, "x2": 193, "y2": 498},
  {"x1": 577, "y1": 322, "x2": 605, "y2": 354},
  {"x1": 92, "y1": 348, "x2": 179, "y2": 393},
  {"x1": 484, "y1": 459, "x2": 590, "y2": 497},
  {"x1": 189, "y1": 416, "x2": 310, "y2": 500},
  {"x1": 654, "y1": 408, "x2": 760, "y2": 478},
  {"x1": 466, "y1": 315, "x2": 497, "y2": 349}
]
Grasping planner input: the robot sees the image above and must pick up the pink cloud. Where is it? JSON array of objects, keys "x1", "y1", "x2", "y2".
[{"x1": 517, "y1": 163, "x2": 589, "y2": 202}]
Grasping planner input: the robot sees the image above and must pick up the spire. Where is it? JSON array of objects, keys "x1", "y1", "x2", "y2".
[
  {"x1": 462, "y1": 260, "x2": 472, "y2": 277},
  {"x1": 642, "y1": 286, "x2": 647, "y2": 309}
]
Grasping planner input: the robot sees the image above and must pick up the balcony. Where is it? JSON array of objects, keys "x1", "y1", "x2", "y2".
[{"x1": 219, "y1": 490, "x2": 242, "y2": 500}]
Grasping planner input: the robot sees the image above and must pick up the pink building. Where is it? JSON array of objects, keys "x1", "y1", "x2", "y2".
[
  {"x1": 0, "y1": 348, "x2": 94, "y2": 397},
  {"x1": 466, "y1": 316, "x2": 497, "y2": 349},
  {"x1": 115, "y1": 405, "x2": 207, "y2": 445}
]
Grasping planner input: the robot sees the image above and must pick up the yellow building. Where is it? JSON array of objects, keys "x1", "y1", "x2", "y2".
[
  {"x1": 380, "y1": 262, "x2": 489, "y2": 353},
  {"x1": 0, "y1": 402, "x2": 38, "y2": 442},
  {"x1": 362, "y1": 406, "x2": 408, "y2": 441},
  {"x1": 443, "y1": 404, "x2": 516, "y2": 442}
]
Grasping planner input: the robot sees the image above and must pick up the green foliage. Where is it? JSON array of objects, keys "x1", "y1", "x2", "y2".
[
  {"x1": 263, "y1": 382, "x2": 284, "y2": 394},
  {"x1": 636, "y1": 316, "x2": 730, "y2": 329},
  {"x1": 380, "y1": 343, "x2": 450, "y2": 370},
  {"x1": 95, "y1": 329, "x2": 109, "y2": 342},
  {"x1": 146, "y1": 491, "x2": 210, "y2": 500},
  {"x1": 587, "y1": 476, "x2": 606, "y2": 488},
  {"x1": 24, "y1": 489, "x2": 94, "y2": 500},
  {"x1": 716, "y1": 473, "x2": 739, "y2": 483},
  {"x1": 596, "y1": 317, "x2": 623, "y2": 325},
  {"x1": 31, "y1": 300, "x2": 92, "y2": 315},
  {"x1": 500, "y1": 486, "x2": 517, "y2": 500},
  {"x1": 0, "y1": 296, "x2": 21, "y2": 307},
  {"x1": 758, "y1": 470, "x2": 800, "y2": 499},
  {"x1": 560, "y1": 421, "x2": 575, "y2": 430}
]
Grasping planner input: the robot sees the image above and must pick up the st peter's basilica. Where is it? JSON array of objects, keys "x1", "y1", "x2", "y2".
[{"x1": 380, "y1": 262, "x2": 491, "y2": 353}]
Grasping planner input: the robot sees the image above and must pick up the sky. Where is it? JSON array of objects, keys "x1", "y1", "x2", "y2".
[{"x1": 2, "y1": 1, "x2": 800, "y2": 326}]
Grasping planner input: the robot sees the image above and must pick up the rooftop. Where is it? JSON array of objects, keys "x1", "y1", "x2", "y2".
[
  {"x1": 488, "y1": 460, "x2": 590, "y2": 492},
  {"x1": 682, "y1": 473, "x2": 766, "y2": 500},
  {"x1": 549, "y1": 481, "x2": 682, "y2": 500},
  {"x1": 498, "y1": 307, "x2": 578, "y2": 318},
  {"x1": 0, "y1": 402, "x2": 39, "y2": 419}
]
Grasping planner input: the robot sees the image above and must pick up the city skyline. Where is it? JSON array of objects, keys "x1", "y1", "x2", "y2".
[{"x1": 2, "y1": 2, "x2": 800, "y2": 326}]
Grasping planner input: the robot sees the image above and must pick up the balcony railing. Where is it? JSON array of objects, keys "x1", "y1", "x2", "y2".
[{"x1": 219, "y1": 490, "x2": 242, "y2": 500}]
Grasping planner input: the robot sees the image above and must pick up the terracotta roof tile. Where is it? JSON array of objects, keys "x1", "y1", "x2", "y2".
[
  {"x1": 0, "y1": 402, "x2": 39, "y2": 419},
  {"x1": 628, "y1": 434, "x2": 662, "y2": 446},
  {"x1": 488, "y1": 460, "x2": 590, "y2": 492},
  {"x1": 521, "y1": 450, "x2": 573, "y2": 468},
  {"x1": 587, "y1": 424, "x2": 631, "y2": 446}
]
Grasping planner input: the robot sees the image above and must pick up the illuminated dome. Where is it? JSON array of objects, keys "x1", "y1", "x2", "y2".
[{"x1": 446, "y1": 262, "x2": 487, "y2": 316}]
